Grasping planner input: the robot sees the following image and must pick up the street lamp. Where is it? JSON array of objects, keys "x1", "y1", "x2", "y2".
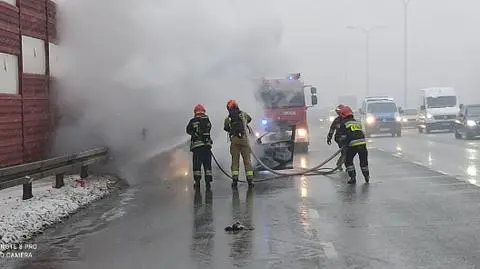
[
  {"x1": 402, "y1": 0, "x2": 413, "y2": 107},
  {"x1": 345, "y1": 25, "x2": 386, "y2": 96}
]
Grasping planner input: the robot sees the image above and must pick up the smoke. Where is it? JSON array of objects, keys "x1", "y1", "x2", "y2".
[{"x1": 51, "y1": 0, "x2": 292, "y2": 182}]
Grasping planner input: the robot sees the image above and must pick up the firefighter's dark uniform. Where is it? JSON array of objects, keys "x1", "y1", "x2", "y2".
[
  {"x1": 327, "y1": 115, "x2": 347, "y2": 170},
  {"x1": 223, "y1": 108, "x2": 254, "y2": 187},
  {"x1": 341, "y1": 115, "x2": 370, "y2": 184},
  {"x1": 186, "y1": 114, "x2": 213, "y2": 189}
]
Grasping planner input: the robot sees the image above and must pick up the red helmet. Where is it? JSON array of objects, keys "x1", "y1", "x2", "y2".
[
  {"x1": 226, "y1": 100, "x2": 238, "y2": 110},
  {"x1": 335, "y1": 104, "x2": 344, "y2": 113},
  {"x1": 339, "y1": 106, "x2": 353, "y2": 118},
  {"x1": 194, "y1": 104, "x2": 206, "y2": 114}
]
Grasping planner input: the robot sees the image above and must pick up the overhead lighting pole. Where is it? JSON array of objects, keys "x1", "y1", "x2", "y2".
[
  {"x1": 345, "y1": 25, "x2": 386, "y2": 97},
  {"x1": 402, "y1": 0, "x2": 413, "y2": 107}
]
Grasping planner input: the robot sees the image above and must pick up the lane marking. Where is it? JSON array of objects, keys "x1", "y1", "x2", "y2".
[
  {"x1": 308, "y1": 209, "x2": 320, "y2": 219},
  {"x1": 375, "y1": 148, "x2": 453, "y2": 175},
  {"x1": 321, "y1": 242, "x2": 338, "y2": 259},
  {"x1": 369, "y1": 175, "x2": 449, "y2": 181}
]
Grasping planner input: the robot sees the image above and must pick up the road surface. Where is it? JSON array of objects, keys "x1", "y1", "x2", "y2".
[{"x1": 3, "y1": 125, "x2": 480, "y2": 268}]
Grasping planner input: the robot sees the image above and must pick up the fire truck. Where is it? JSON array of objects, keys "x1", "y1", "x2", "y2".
[{"x1": 254, "y1": 73, "x2": 318, "y2": 153}]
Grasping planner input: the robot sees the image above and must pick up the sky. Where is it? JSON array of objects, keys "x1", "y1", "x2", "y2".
[
  {"x1": 274, "y1": 0, "x2": 480, "y2": 107},
  {"x1": 50, "y1": 0, "x2": 480, "y2": 180}
]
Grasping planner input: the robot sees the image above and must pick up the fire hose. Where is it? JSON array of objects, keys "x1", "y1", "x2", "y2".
[
  {"x1": 211, "y1": 147, "x2": 343, "y2": 183},
  {"x1": 210, "y1": 123, "x2": 345, "y2": 183}
]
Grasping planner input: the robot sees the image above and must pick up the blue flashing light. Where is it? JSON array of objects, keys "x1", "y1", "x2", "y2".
[
  {"x1": 261, "y1": 119, "x2": 268, "y2": 125},
  {"x1": 287, "y1": 73, "x2": 301, "y2": 80}
]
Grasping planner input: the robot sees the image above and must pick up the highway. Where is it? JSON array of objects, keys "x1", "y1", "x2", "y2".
[{"x1": 4, "y1": 125, "x2": 480, "y2": 269}]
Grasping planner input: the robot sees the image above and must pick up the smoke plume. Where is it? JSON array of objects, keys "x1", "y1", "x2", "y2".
[{"x1": 51, "y1": 0, "x2": 292, "y2": 182}]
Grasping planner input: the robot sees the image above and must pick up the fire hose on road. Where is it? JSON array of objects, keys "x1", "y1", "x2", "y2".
[
  {"x1": 210, "y1": 123, "x2": 345, "y2": 183},
  {"x1": 211, "y1": 147, "x2": 344, "y2": 183}
]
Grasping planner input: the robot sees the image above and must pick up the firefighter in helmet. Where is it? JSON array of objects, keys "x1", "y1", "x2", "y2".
[
  {"x1": 224, "y1": 100, "x2": 254, "y2": 188},
  {"x1": 338, "y1": 105, "x2": 370, "y2": 184},
  {"x1": 186, "y1": 104, "x2": 213, "y2": 190},
  {"x1": 327, "y1": 104, "x2": 347, "y2": 171}
]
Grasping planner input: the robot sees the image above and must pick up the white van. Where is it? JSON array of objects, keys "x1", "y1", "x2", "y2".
[{"x1": 417, "y1": 87, "x2": 459, "y2": 133}]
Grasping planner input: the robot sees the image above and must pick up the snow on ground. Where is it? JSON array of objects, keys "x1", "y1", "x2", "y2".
[{"x1": 0, "y1": 174, "x2": 121, "y2": 246}]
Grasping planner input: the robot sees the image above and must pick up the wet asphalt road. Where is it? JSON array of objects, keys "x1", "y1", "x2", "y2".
[
  {"x1": 4, "y1": 125, "x2": 480, "y2": 268},
  {"x1": 367, "y1": 128, "x2": 480, "y2": 185}
]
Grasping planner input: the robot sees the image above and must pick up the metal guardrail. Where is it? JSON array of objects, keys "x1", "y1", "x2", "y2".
[{"x1": 0, "y1": 147, "x2": 109, "y2": 200}]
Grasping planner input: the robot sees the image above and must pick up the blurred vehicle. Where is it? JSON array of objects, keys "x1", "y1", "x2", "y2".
[
  {"x1": 255, "y1": 73, "x2": 318, "y2": 152},
  {"x1": 454, "y1": 104, "x2": 480, "y2": 139},
  {"x1": 418, "y1": 87, "x2": 459, "y2": 133},
  {"x1": 328, "y1": 110, "x2": 337, "y2": 123},
  {"x1": 253, "y1": 125, "x2": 296, "y2": 172},
  {"x1": 318, "y1": 117, "x2": 326, "y2": 125},
  {"x1": 359, "y1": 96, "x2": 403, "y2": 137},
  {"x1": 400, "y1": 108, "x2": 418, "y2": 128}
]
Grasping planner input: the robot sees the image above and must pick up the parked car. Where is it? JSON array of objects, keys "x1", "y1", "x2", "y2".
[
  {"x1": 400, "y1": 108, "x2": 418, "y2": 128},
  {"x1": 454, "y1": 104, "x2": 480, "y2": 139}
]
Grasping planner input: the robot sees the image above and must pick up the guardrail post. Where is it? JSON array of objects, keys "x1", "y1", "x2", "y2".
[
  {"x1": 80, "y1": 165, "x2": 88, "y2": 178},
  {"x1": 54, "y1": 173, "x2": 65, "y2": 188},
  {"x1": 80, "y1": 165, "x2": 88, "y2": 187},
  {"x1": 23, "y1": 182, "x2": 33, "y2": 200}
]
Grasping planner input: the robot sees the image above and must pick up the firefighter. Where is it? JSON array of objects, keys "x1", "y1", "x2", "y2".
[
  {"x1": 186, "y1": 104, "x2": 213, "y2": 190},
  {"x1": 224, "y1": 100, "x2": 254, "y2": 188},
  {"x1": 326, "y1": 104, "x2": 347, "y2": 171},
  {"x1": 339, "y1": 105, "x2": 370, "y2": 184}
]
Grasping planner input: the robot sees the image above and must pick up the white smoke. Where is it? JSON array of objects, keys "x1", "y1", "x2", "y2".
[{"x1": 51, "y1": 0, "x2": 293, "y2": 182}]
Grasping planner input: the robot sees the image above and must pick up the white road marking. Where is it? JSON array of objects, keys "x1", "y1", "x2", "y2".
[
  {"x1": 308, "y1": 209, "x2": 320, "y2": 219},
  {"x1": 375, "y1": 174, "x2": 449, "y2": 181},
  {"x1": 321, "y1": 242, "x2": 338, "y2": 259}
]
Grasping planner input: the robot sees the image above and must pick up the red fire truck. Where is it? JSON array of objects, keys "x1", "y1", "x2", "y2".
[{"x1": 255, "y1": 73, "x2": 318, "y2": 153}]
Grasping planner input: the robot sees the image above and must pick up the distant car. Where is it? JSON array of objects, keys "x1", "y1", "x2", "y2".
[
  {"x1": 359, "y1": 97, "x2": 402, "y2": 137},
  {"x1": 401, "y1": 108, "x2": 418, "y2": 128},
  {"x1": 454, "y1": 104, "x2": 480, "y2": 139},
  {"x1": 328, "y1": 110, "x2": 337, "y2": 123}
]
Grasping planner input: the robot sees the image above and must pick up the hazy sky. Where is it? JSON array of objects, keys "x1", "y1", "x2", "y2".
[{"x1": 275, "y1": 0, "x2": 479, "y2": 107}]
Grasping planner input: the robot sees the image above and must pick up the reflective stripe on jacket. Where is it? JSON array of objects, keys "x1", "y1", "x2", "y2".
[
  {"x1": 343, "y1": 118, "x2": 366, "y2": 147},
  {"x1": 186, "y1": 114, "x2": 212, "y2": 151}
]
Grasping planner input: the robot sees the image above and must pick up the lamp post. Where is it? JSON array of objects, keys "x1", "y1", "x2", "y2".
[
  {"x1": 345, "y1": 25, "x2": 385, "y2": 97},
  {"x1": 402, "y1": 0, "x2": 413, "y2": 107}
]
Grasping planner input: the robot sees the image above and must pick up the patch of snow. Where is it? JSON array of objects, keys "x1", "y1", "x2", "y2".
[{"x1": 0, "y1": 174, "x2": 120, "y2": 247}]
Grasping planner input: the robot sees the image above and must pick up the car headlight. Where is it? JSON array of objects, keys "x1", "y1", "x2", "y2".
[
  {"x1": 297, "y1": 128, "x2": 307, "y2": 137},
  {"x1": 467, "y1": 120, "x2": 476, "y2": 127},
  {"x1": 426, "y1": 113, "x2": 433, "y2": 119},
  {"x1": 366, "y1": 116, "x2": 375, "y2": 124},
  {"x1": 396, "y1": 116, "x2": 402, "y2": 122},
  {"x1": 402, "y1": 118, "x2": 408, "y2": 122}
]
